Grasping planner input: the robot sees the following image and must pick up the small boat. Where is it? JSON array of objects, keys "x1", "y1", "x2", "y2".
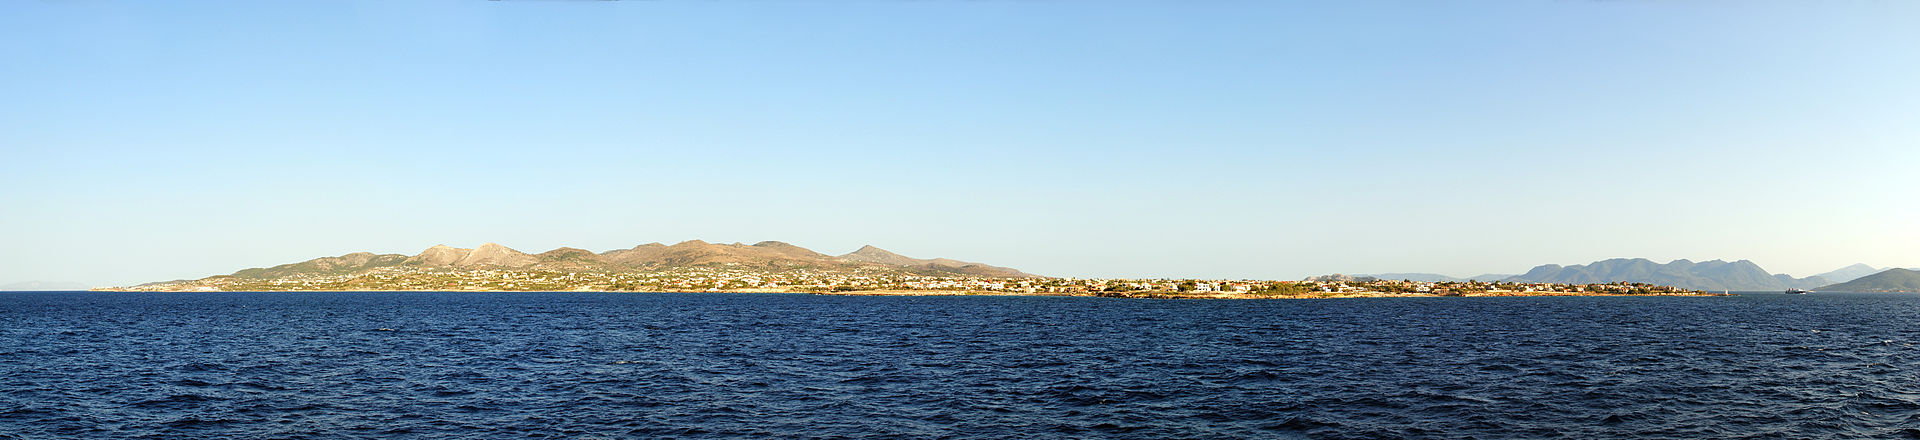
[{"x1": 1784, "y1": 288, "x2": 1812, "y2": 294}]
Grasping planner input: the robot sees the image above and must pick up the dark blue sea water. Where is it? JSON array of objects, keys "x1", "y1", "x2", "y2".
[{"x1": 4, "y1": 292, "x2": 1920, "y2": 439}]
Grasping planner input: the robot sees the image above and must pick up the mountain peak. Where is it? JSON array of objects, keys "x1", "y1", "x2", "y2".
[
  {"x1": 536, "y1": 247, "x2": 600, "y2": 264},
  {"x1": 453, "y1": 242, "x2": 535, "y2": 268},
  {"x1": 842, "y1": 245, "x2": 914, "y2": 265},
  {"x1": 409, "y1": 244, "x2": 473, "y2": 266}
]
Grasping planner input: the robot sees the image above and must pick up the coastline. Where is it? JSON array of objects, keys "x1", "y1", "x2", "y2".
[
  {"x1": 811, "y1": 290, "x2": 1733, "y2": 299},
  {"x1": 86, "y1": 287, "x2": 1733, "y2": 299}
]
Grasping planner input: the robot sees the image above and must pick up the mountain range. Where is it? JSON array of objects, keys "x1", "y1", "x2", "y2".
[
  {"x1": 1501, "y1": 258, "x2": 1830, "y2": 291},
  {"x1": 221, "y1": 240, "x2": 1037, "y2": 282},
  {"x1": 1344, "y1": 260, "x2": 1901, "y2": 292}
]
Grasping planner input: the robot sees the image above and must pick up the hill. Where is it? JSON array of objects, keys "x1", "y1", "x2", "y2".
[
  {"x1": 840, "y1": 245, "x2": 1035, "y2": 278},
  {"x1": 1503, "y1": 258, "x2": 1829, "y2": 291},
  {"x1": 1813, "y1": 264, "x2": 1884, "y2": 284},
  {"x1": 1817, "y1": 269, "x2": 1920, "y2": 292},
  {"x1": 233, "y1": 252, "x2": 407, "y2": 279},
  {"x1": 1359, "y1": 273, "x2": 1515, "y2": 282},
  {"x1": 203, "y1": 240, "x2": 1041, "y2": 284}
]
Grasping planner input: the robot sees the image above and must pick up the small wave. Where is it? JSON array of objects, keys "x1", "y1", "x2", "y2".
[
  {"x1": 1263, "y1": 415, "x2": 1337, "y2": 432},
  {"x1": 171, "y1": 362, "x2": 228, "y2": 373},
  {"x1": 164, "y1": 417, "x2": 237, "y2": 428},
  {"x1": 131, "y1": 394, "x2": 225, "y2": 409}
]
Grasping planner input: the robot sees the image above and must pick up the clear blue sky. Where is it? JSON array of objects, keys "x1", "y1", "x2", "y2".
[{"x1": 4, "y1": 1, "x2": 1917, "y2": 287}]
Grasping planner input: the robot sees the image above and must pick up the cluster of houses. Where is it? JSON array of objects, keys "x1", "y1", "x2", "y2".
[
  {"x1": 109, "y1": 266, "x2": 1702, "y2": 297},
  {"x1": 118, "y1": 266, "x2": 1058, "y2": 293},
  {"x1": 1295, "y1": 279, "x2": 1701, "y2": 295}
]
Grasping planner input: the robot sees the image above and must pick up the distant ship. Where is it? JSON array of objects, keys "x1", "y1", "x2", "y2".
[{"x1": 1784, "y1": 288, "x2": 1812, "y2": 294}]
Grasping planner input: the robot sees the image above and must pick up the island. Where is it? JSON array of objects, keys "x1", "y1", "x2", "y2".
[{"x1": 96, "y1": 241, "x2": 1724, "y2": 299}]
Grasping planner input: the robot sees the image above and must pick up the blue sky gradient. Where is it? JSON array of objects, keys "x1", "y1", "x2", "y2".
[{"x1": 4, "y1": 1, "x2": 1917, "y2": 286}]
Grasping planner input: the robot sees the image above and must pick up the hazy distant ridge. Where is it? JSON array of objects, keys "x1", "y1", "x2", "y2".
[
  {"x1": 1359, "y1": 273, "x2": 1517, "y2": 283},
  {"x1": 1502, "y1": 258, "x2": 1830, "y2": 291},
  {"x1": 1812, "y1": 264, "x2": 1885, "y2": 284}
]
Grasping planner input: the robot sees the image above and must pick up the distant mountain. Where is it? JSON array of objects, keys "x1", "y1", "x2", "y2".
[
  {"x1": 840, "y1": 245, "x2": 1035, "y2": 278},
  {"x1": 212, "y1": 241, "x2": 1040, "y2": 282},
  {"x1": 1817, "y1": 269, "x2": 1920, "y2": 292},
  {"x1": 1304, "y1": 274, "x2": 1379, "y2": 283},
  {"x1": 1360, "y1": 273, "x2": 1461, "y2": 282},
  {"x1": 1813, "y1": 264, "x2": 1884, "y2": 284},
  {"x1": 0, "y1": 281, "x2": 92, "y2": 291},
  {"x1": 1503, "y1": 258, "x2": 1828, "y2": 291},
  {"x1": 1359, "y1": 273, "x2": 1516, "y2": 282}
]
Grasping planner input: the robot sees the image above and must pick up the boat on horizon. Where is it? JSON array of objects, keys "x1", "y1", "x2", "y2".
[{"x1": 1785, "y1": 288, "x2": 1812, "y2": 294}]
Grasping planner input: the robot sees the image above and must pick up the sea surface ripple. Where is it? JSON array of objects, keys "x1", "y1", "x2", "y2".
[{"x1": 4, "y1": 291, "x2": 1920, "y2": 439}]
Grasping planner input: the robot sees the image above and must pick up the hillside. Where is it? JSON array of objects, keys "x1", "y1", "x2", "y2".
[
  {"x1": 206, "y1": 240, "x2": 1041, "y2": 284},
  {"x1": 233, "y1": 252, "x2": 407, "y2": 279},
  {"x1": 1817, "y1": 269, "x2": 1920, "y2": 292},
  {"x1": 840, "y1": 245, "x2": 1035, "y2": 278},
  {"x1": 1503, "y1": 258, "x2": 1829, "y2": 291}
]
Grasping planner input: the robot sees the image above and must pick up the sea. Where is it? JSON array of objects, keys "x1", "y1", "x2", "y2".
[{"x1": 3, "y1": 291, "x2": 1919, "y2": 439}]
